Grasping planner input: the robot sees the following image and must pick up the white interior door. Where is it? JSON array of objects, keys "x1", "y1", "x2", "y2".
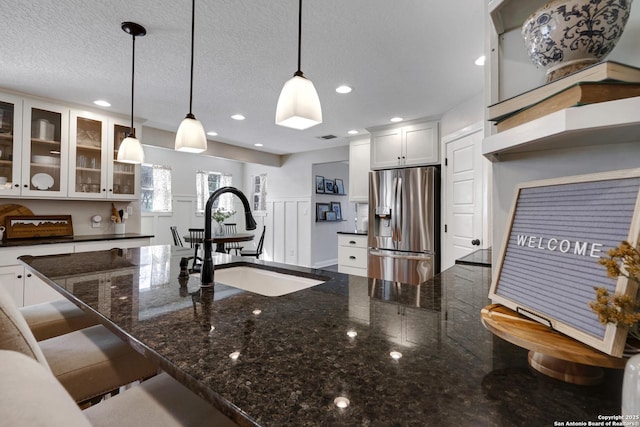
[{"x1": 443, "y1": 125, "x2": 485, "y2": 269}]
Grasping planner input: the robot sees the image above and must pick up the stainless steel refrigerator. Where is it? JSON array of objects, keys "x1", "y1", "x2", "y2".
[{"x1": 368, "y1": 166, "x2": 440, "y2": 285}]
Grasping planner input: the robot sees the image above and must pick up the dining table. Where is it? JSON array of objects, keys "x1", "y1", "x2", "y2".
[{"x1": 184, "y1": 232, "x2": 254, "y2": 254}]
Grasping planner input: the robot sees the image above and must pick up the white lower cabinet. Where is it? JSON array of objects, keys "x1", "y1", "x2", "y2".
[
  {"x1": 0, "y1": 265, "x2": 26, "y2": 306},
  {"x1": 0, "y1": 237, "x2": 150, "y2": 307},
  {"x1": 338, "y1": 234, "x2": 368, "y2": 277}
]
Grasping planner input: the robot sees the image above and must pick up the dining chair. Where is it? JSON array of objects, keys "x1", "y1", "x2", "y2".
[
  {"x1": 0, "y1": 349, "x2": 238, "y2": 427},
  {"x1": 170, "y1": 226, "x2": 184, "y2": 247},
  {"x1": 0, "y1": 284, "x2": 159, "y2": 405},
  {"x1": 223, "y1": 223, "x2": 243, "y2": 255},
  {"x1": 240, "y1": 226, "x2": 266, "y2": 259},
  {"x1": 188, "y1": 228, "x2": 205, "y2": 267}
]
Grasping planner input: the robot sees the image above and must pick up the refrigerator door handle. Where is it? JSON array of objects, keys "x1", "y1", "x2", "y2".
[
  {"x1": 391, "y1": 176, "x2": 398, "y2": 242},
  {"x1": 395, "y1": 176, "x2": 403, "y2": 242},
  {"x1": 369, "y1": 249, "x2": 433, "y2": 261}
]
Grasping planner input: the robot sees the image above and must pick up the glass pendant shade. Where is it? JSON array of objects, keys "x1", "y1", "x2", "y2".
[
  {"x1": 117, "y1": 134, "x2": 144, "y2": 164},
  {"x1": 275, "y1": 73, "x2": 322, "y2": 130},
  {"x1": 175, "y1": 114, "x2": 207, "y2": 153}
]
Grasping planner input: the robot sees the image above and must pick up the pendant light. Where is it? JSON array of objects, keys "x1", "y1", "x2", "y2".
[
  {"x1": 175, "y1": 0, "x2": 207, "y2": 153},
  {"x1": 118, "y1": 22, "x2": 146, "y2": 164},
  {"x1": 275, "y1": 0, "x2": 322, "y2": 130}
]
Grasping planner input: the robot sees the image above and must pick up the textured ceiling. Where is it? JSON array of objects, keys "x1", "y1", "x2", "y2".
[{"x1": 0, "y1": 0, "x2": 485, "y2": 155}]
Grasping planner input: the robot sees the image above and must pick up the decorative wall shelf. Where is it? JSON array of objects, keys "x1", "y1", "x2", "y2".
[
  {"x1": 482, "y1": 96, "x2": 640, "y2": 161},
  {"x1": 489, "y1": 0, "x2": 548, "y2": 34}
]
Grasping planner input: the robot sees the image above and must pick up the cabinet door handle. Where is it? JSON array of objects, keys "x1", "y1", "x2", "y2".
[
  {"x1": 349, "y1": 241, "x2": 356, "y2": 245},
  {"x1": 17, "y1": 275, "x2": 22, "y2": 279},
  {"x1": 27, "y1": 273, "x2": 32, "y2": 278},
  {"x1": 349, "y1": 256, "x2": 356, "y2": 260},
  {"x1": 23, "y1": 184, "x2": 28, "y2": 188},
  {"x1": 14, "y1": 184, "x2": 19, "y2": 188}
]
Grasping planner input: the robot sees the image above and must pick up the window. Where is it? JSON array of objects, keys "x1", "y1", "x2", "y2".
[
  {"x1": 196, "y1": 171, "x2": 233, "y2": 214},
  {"x1": 141, "y1": 164, "x2": 172, "y2": 212}
]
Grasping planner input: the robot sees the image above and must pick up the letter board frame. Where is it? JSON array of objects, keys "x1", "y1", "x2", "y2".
[{"x1": 489, "y1": 169, "x2": 640, "y2": 357}]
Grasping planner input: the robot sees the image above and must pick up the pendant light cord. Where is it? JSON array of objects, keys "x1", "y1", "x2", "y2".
[
  {"x1": 296, "y1": 0, "x2": 302, "y2": 74},
  {"x1": 189, "y1": 0, "x2": 195, "y2": 115},
  {"x1": 130, "y1": 33, "x2": 136, "y2": 136}
]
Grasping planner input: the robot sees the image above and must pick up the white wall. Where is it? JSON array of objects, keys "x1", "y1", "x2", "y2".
[
  {"x1": 140, "y1": 144, "x2": 245, "y2": 246},
  {"x1": 243, "y1": 146, "x2": 349, "y2": 267},
  {"x1": 440, "y1": 92, "x2": 484, "y2": 137},
  {"x1": 312, "y1": 161, "x2": 353, "y2": 267},
  {"x1": 492, "y1": 142, "x2": 640, "y2": 264}
]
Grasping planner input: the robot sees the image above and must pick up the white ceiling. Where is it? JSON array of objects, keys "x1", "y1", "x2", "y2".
[{"x1": 0, "y1": 0, "x2": 485, "y2": 155}]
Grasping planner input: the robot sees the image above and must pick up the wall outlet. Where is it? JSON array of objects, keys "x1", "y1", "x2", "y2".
[{"x1": 126, "y1": 206, "x2": 133, "y2": 215}]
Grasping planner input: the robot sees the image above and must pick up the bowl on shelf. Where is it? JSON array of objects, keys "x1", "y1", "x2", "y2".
[
  {"x1": 522, "y1": 0, "x2": 633, "y2": 82},
  {"x1": 31, "y1": 155, "x2": 60, "y2": 165}
]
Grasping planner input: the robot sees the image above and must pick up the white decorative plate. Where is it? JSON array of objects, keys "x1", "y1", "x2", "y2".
[{"x1": 31, "y1": 173, "x2": 54, "y2": 190}]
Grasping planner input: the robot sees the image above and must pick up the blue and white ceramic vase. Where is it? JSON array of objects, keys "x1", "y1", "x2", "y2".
[{"x1": 522, "y1": 0, "x2": 633, "y2": 82}]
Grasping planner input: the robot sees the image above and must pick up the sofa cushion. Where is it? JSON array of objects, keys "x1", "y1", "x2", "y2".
[
  {"x1": 0, "y1": 349, "x2": 91, "y2": 427},
  {"x1": 0, "y1": 284, "x2": 50, "y2": 370}
]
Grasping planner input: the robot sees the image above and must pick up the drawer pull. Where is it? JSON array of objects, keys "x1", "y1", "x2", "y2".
[
  {"x1": 349, "y1": 241, "x2": 356, "y2": 245},
  {"x1": 349, "y1": 256, "x2": 357, "y2": 260}
]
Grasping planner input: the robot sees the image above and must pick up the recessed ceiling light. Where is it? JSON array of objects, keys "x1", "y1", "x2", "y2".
[
  {"x1": 336, "y1": 85, "x2": 352, "y2": 94},
  {"x1": 206, "y1": 131, "x2": 218, "y2": 136},
  {"x1": 475, "y1": 55, "x2": 486, "y2": 66},
  {"x1": 390, "y1": 117, "x2": 403, "y2": 123},
  {"x1": 254, "y1": 143, "x2": 263, "y2": 147},
  {"x1": 93, "y1": 100, "x2": 111, "y2": 107},
  {"x1": 231, "y1": 114, "x2": 245, "y2": 121},
  {"x1": 347, "y1": 130, "x2": 359, "y2": 135}
]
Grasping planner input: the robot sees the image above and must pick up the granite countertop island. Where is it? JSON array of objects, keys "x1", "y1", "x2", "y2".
[{"x1": 20, "y1": 246, "x2": 624, "y2": 426}]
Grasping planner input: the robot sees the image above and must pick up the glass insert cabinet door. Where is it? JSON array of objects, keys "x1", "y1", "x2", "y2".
[
  {"x1": 110, "y1": 123, "x2": 139, "y2": 199},
  {"x1": 69, "y1": 111, "x2": 108, "y2": 198},
  {"x1": 21, "y1": 99, "x2": 69, "y2": 197},
  {"x1": 0, "y1": 94, "x2": 22, "y2": 195}
]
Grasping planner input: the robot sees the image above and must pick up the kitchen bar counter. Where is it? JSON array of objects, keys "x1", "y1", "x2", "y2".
[
  {"x1": 20, "y1": 246, "x2": 624, "y2": 426},
  {"x1": 0, "y1": 233, "x2": 153, "y2": 248}
]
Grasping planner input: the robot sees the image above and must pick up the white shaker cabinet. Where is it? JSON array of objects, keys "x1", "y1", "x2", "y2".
[
  {"x1": 338, "y1": 234, "x2": 368, "y2": 277},
  {"x1": 348, "y1": 136, "x2": 370, "y2": 203},
  {"x1": 369, "y1": 120, "x2": 439, "y2": 169}
]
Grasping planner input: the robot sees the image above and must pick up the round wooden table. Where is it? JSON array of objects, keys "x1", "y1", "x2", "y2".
[
  {"x1": 481, "y1": 304, "x2": 627, "y2": 385},
  {"x1": 184, "y1": 233, "x2": 255, "y2": 253}
]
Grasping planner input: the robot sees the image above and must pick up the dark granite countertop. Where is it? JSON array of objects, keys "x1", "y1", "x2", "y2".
[
  {"x1": 455, "y1": 248, "x2": 492, "y2": 267},
  {"x1": 337, "y1": 231, "x2": 368, "y2": 236},
  {"x1": 0, "y1": 233, "x2": 153, "y2": 248},
  {"x1": 20, "y1": 246, "x2": 624, "y2": 426}
]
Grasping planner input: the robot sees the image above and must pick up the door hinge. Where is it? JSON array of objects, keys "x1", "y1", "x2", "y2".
[
  {"x1": 445, "y1": 158, "x2": 448, "y2": 166},
  {"x1": 444, "y1": 224, "x2": 447, "y2": 232}
]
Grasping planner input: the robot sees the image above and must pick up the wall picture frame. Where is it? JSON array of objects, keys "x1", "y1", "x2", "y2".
[
  {"x1": 316, "y1": 203, "x2": 330, "y2": 221},
  {"x1": 316, "y1": 176, "x2": 325, "y2": 193},
  {"x1": 330, "y1": 201, "x2": 342, "y2": 220},
  {"x1": 334, "y1": 179, "x2": 345, "y2": 195},
  {"x1": 324, "y1": 179, "x2": 334, "y2": 194},
  {"x1": 325, "y1": 211, "x2": 337, "y2": 221}
]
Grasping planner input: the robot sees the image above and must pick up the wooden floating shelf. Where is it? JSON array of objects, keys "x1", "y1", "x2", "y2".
[{"x1": 483, "y1": 97, "x2": 640, "y2": 161}]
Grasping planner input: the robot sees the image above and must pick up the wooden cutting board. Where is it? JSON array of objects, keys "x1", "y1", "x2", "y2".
[{"x1": 0, "y1": 204, "x2": 34, "y2": 226}]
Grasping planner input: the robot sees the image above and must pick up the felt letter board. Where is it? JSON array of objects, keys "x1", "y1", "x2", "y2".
[{"x1": 489, "y1": 169, "x2": 640, "y2": 357}]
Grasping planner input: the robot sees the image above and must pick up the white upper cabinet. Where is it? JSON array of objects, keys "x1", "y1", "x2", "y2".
[
  {"x1": 69, "y1": 111, "x2": 140, "y2": 200},
  {"x1": 21, "y1": 99, "x2": 70, "y2": 198},
  {"x1": 0, "y1": 90, "x2": 140, "y2": 200},
  {"x1": 0, "y1": 93, "x2": 23, "y2": 196},
  {"x1": 369, "y1": 120, "x2": 439, "y2": 169},
  {"x1": 348, "y1": 136, "x2": 370, "y2": 203}
]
